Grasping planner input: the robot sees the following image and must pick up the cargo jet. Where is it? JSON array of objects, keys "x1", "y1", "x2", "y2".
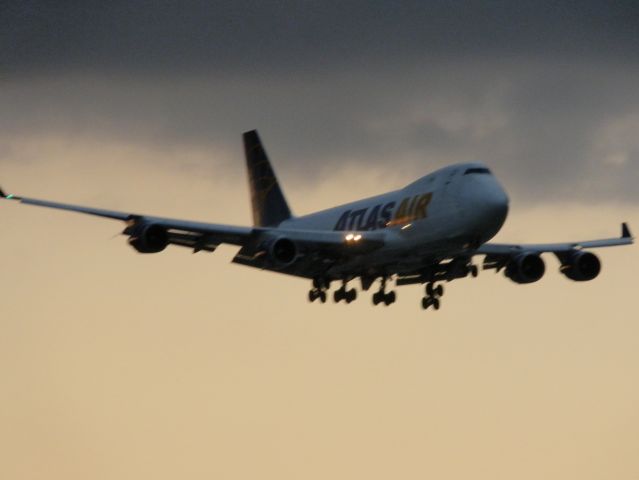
[{"x1": 1, "y1": 131, "x2": 634, "y2": 310}]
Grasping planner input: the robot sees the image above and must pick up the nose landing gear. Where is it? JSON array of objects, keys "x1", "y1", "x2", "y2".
[{"x1": 422, "y1": 282, "x2": 444, "y2": 310}]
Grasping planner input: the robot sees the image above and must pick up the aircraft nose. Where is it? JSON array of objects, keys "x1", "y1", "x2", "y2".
[
  {"x1": 463, "y1": 178, "x2": 509, "y2": 238},
  {"x1": 458, "y1": 171, "x2": 510, "y2": 238},
  {"x1": 485, "y1": 186, "x2": 509, "y2": 219}
]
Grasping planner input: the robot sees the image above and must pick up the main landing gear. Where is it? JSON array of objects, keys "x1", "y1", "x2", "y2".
[
  {"x1": 308, "y1": 277, "x2": 357, "y2": 304},
  {"x1": 421, "y1": 282, "x2": 444, "y2": 310},
  {"x1": 309, "y1": 277, "x2": 394, "y2": 305},
  {"x1": 308, "y1": 278, "x2": 328, "y2": 303},
  {"x1": 333, "y1": 281, "x2": 357, "y2": 303},
  {"x1": 372, "y1": 277, "x2": 397, "y2": 306},
  {"x1": 308, "y1": 289, "x2": 327, "y2": 303}
]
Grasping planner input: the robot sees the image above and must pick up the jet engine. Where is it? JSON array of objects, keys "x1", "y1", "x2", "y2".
[
  {"x1": 268, "y1": 237, "x2": 298, "y2": 266},
  {"x1": 559, "y1": 251, "x2": 601, "y2": 281},
  {"x1": 505, "y1": 253, "x2": 545, "y2": 284},
  {"x1": 127, "y1": 222, "x2": 169, "y2": 254}
]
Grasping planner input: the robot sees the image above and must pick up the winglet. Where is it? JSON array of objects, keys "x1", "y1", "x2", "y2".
[
  {"x1": 0, "y1": 188, "x2": 20, "y2": 200},
  {"x1": 622, "y1": 222, "x2": 633, "y2": 239}
]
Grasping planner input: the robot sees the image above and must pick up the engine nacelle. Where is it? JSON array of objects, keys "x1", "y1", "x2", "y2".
[
  {"x1": 560, "y1": 251, "x2": 601, "y2": 281},
  {"x1": 268, "y1": 237, "x2": 298, "y2": 266},
  {"x1": 505, "y1": 253, "x2": 545, "y2": 284},
  {"x1": 127, "y1": 223, "x2": 169, "y2": 254}
]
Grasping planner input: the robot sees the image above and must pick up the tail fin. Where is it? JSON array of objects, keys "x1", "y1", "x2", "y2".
[{"x1": 243, "y1": 130, "x2": 292, "y2": 227}]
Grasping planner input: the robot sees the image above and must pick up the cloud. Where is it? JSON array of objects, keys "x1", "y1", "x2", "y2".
[
  {"x1": 3, "y1": 1, "x2": 638, "y2": 75},
  {"x1": 1, "y1": 1, "x2": 638, "y2": 203}
]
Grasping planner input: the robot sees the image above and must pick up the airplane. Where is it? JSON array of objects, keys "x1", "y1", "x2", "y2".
[{"x1": 0, "y1": 130, "x2": 634, "y2": 310}]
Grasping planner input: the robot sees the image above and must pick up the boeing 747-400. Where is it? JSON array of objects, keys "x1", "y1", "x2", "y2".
[{"x1": 1, "y1": 131, "x2": 633, "y2": 310}]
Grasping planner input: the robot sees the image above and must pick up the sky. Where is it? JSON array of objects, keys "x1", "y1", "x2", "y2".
[{"x1": 1, "y1": 2, "x2": 638, "y2": 479}]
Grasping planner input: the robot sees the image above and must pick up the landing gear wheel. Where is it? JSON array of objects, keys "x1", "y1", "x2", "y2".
[
  {"x1": 308, "y1": 290, "x2": 316, "y2": 303},
  {"x1": 372, "y1": 291, "x2": 382, "y2": 306},
  {"x1": 333, "y1": 289, "x2": 343, "y2": 303},
  {"x1": 346, "y1": 289, "x2": 357, "y2": 303},
  {"x1": 426, "y1": 283, "x2": 434, "y2": 296},
  {"x1": 432, "y1": 297, "x2": 440, "y2": 310},
  {"x1": 421, "y1": 297, "x2": 431, "y2": 310},
  {"x1": 319, "y1": 291, "x2": 327, "y2": 303},
  {"x1": 435, "y1": 284, "x2": 444, "y2": 297},
  {"x1": 470, "y1": 265, "x2": 479, "y2": 278},
  {"x1": 384, "y1": 291, "x2": 396, "y2": 305}
]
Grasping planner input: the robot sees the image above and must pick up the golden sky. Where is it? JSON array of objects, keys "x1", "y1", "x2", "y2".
[{"x1": 1, "y1": 138, "x2": 637, "y2": 480}]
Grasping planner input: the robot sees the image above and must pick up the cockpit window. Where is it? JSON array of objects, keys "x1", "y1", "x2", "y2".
[{"x1": 464, "y1": 167, "x2": 491, "y2": 175}]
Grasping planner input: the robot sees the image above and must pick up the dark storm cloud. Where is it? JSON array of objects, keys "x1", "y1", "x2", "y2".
[
  {"x1": 3, "y1": 0, "x2": 639, "y2": 74},
  {"x1": 1, "y1": 1, "x2": 638, "y2": 203}
]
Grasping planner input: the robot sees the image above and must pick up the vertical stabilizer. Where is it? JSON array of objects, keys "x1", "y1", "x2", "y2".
[{"x1": 243, "y1": 130, "x2": 292, "y2": 227}]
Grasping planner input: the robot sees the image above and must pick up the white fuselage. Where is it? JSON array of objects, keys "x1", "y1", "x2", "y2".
[{"x1": 280, "y1": 162, "x2": 509, "y2": 274}]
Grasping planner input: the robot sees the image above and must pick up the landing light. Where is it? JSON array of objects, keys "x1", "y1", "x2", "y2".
[
  {"x1": 401, "y1": 223, "x2": 412, "y2": 230},
  {"x1": 345, "y1": 233, "x2": 363, "y2": 243}
]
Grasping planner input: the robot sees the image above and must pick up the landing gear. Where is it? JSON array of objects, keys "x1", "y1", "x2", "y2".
[
  {"x1": 373, "y1": 290, "x2": 396, "y2": 306},
  {"x1": 422, "y1": 282, "x2": 444, "y2": 310},
  {"x1": 309, "y1": 277, "x2": 358, "y2": 304},
  {"x1": 425, "y1": 282, "x2": 444, "y2": 297},
  {"x1": 421, "y1": 296, "x2": 440, "y2": 310},
  {"x1": 308, "y1": 289, "x2": 327, "y2": 303},
  {"x1": 334, "y1": 283, "x2": 357, "y2": 303},
  {"x1": 469, "y1": 264, "x2": 479, "y2": 278},
  {"x1": 372, "y1": 277, "x2": 397, "y2": 306},
  {"x1": 308, "y1": 277, "x2": 329, "y2": 303}
]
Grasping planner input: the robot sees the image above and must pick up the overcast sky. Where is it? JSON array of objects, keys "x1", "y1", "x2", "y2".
[{"x1": 2, "y1": 0, "x2": 639, "y2": 204}]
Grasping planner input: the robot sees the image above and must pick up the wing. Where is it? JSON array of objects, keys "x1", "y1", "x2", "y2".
[
  {"x1": 477, "y1": 223, "x2": 633, "y2": 277},
  {"x1": 0, "y1": 189, "x2": 253, "y2": 249},
  {"x1": 0, "y1": 188, "x2": 384, "y2": 266},
  {"x1": 477, "y1": 223, "x2": 634, "y2": 256}
]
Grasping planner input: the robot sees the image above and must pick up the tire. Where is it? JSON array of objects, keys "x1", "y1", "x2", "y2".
[
  {"x1": 421, "y1": 297, "x2": 430, "y2": 310},
  {"x1": 386, "y1": 291, "x2": 396, "y2": 305},
  {"x1": 333, "y1": 290, "x2": 342, "y2": 303},
  {"x1": 319, "y1": 291, "x2": 327, "y2": 303},
  {"x1": 435, "y1": 285, "x2": 444, "y2": 297},
  {"x1": 348, "y1": 289, "x2": 357, "y2": 302},
  {"x1": 426, "y1": 283, "x2": 434, "y2": 296},
  {"x1": 372, "y1": 292, "x2": 381, "y2": 306},
  {"x1": 432, "y1": 297, "x2": 440, "y2": 310},
  {"x1": 308, "y1": 290, "x2": 316, "y2": 303}
]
